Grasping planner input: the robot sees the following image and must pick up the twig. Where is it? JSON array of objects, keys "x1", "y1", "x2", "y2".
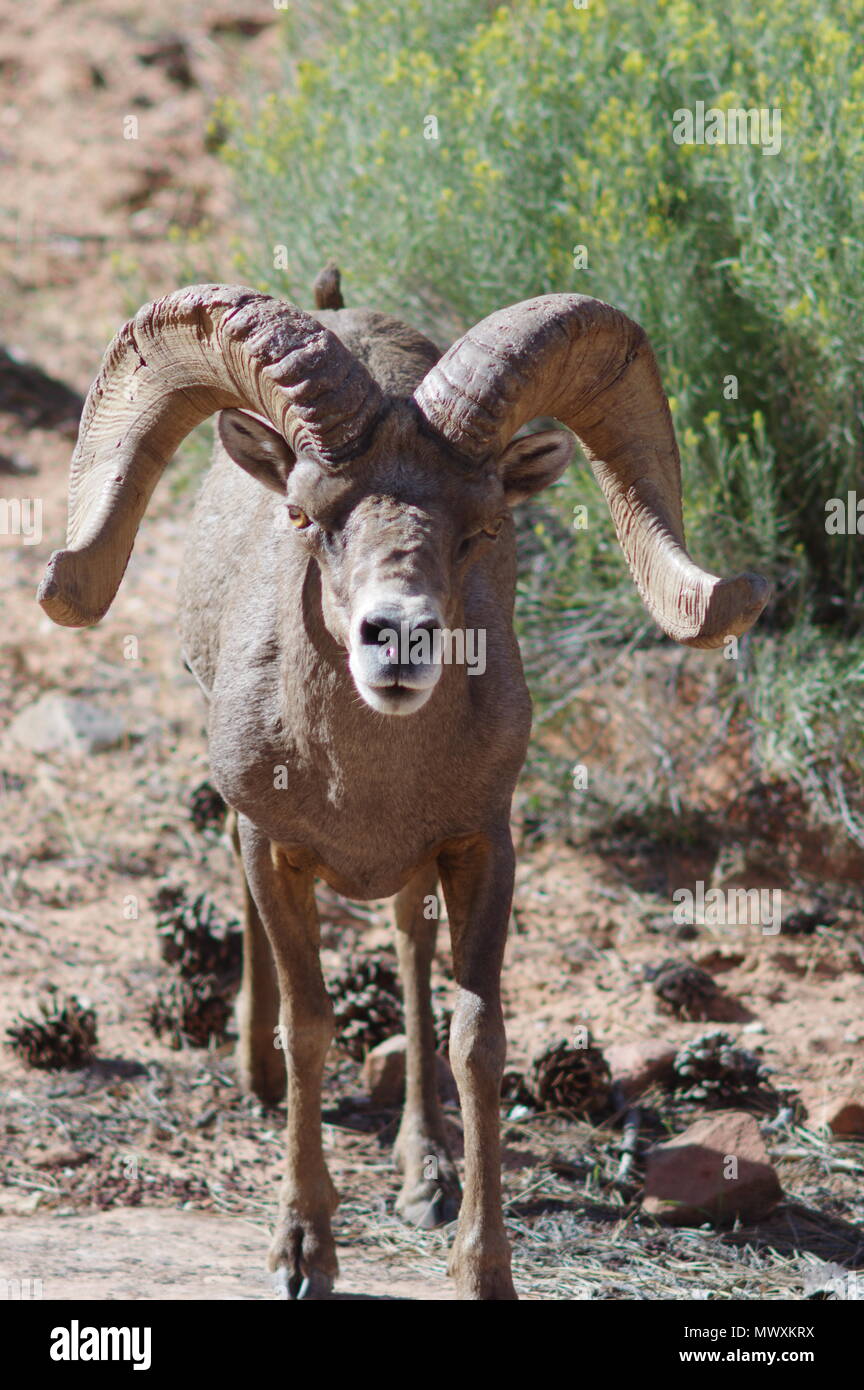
[
  {"x1": 616, "y1": 1105, "x2": 642, "y2": 1182},
  {"x1": 0, "y1": 906, "x2": 47, "y2": 939},
  {"x1": 828, "y1": 765, "x2": 864, "y2": 849}
]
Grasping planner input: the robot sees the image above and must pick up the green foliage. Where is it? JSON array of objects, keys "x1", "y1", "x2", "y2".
[
  {"x1": 221, "y1": 0, "x2": 864, "y2": 838},
  {"x1": 747, "y1": 621, "x2": 864, "y2": 831}
]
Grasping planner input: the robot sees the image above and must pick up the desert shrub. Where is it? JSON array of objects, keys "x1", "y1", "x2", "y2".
[{"x1": 218, "y1": 0, "x2": 864, "y2": 840}]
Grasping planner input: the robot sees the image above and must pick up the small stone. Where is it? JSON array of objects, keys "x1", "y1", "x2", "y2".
[
  {"x1": 814, "y1": 1097, "x2": 864, "y2": 1137},
  {"x1": 362, "y1": 1034, "x2": 457, "y2": 1107},
  {"x1": 6, "y1": 693, "x2": 125, "y2": 756},
  {"x1": 0, "y1": 451, "x2": 37, "y2": 475},
  {"x1": 136, "y1": 36, "x2": 195, "y2": 88},
  {"x1": 206, "y1": 12, "x2": 275, "y2": 38},
  {"x1": 808, "y1": 1029, "x2": 839, "y2": 1055},
  {"x1": 507, "y1": 1104, "x2": 533, "y2": 1122},
  {"x1": 27, "y1": 1145, "x2": 91, "y2": 1170},
  {"x1": 606, "y1": 1039, "x2": 676, "y2": 1099},
  {"x1": 642, "y1": 1110, "x2": 782, "y2": 1226}
]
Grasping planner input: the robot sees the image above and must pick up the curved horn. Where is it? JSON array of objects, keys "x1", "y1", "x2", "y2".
[
  {"x1": 414, "y1": 295, "x2": 770, "y2": 648},
  {"x1": 38, "y1": 283, "x2": 383, "y2": 627}
]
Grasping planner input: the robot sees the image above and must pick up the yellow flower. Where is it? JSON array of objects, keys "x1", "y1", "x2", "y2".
[{"x1": 782, "y1": 294, "x2": 811, "y2": 324}]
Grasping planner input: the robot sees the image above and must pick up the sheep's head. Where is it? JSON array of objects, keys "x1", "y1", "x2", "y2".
[
  {"x1": 38, "y1": 283, "x2": 770, "y2": 718},
  {"x1": 217, "y1": 400, "x2": 573, "y2": 714}
]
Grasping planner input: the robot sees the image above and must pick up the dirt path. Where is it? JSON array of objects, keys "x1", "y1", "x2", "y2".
[{"x1": 0, "y1": 1209, "x2": 453, "y2": 1300}]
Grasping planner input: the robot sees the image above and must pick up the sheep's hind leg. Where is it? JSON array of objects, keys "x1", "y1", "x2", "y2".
[
  {"x1": 393, "y1": 862, "x2": 461, "y2": 1228},
  {"x1": 230, "y1": 812, "x2": 284, "y2": 1105},
  {"x1": 237, "y1": 817, "x2": 338, "y2": 1300}
]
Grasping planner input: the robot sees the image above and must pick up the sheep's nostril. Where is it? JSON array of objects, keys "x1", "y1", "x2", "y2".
[
  {"x1": 359, "y1": 618, "x2": 401, "y2": 666},
  {"x1": 359, "y1": 618, "x2": 388, "y2": 648},
  {"x1": 358, "y1": 611, "x2": 442, "y2": 668}
]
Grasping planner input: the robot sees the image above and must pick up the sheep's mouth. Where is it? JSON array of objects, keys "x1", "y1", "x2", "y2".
[{"x1": 354, "y1": 676, "x2": 434, "y2": 717}]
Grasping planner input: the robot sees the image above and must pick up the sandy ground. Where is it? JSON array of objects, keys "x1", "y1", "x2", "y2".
[{"x1": 0, "y1": 1209, "x2": 455, "y2": 1301}]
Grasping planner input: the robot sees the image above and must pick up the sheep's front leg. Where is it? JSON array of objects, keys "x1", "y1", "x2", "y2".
[
  {"x1": 438, "y1": 827, "x2": 517, "y2": 1301},
  {"x1": 393, "y1": 862, "x2": 461, "y2": 1228},
  {"x1": 238, "y1": 817, "x2": 338, "y2": 1300}
]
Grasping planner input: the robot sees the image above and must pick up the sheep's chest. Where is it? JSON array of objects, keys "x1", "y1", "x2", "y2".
[{"x1": 206, "y1": 674, "x2": 528, "y2": 901}]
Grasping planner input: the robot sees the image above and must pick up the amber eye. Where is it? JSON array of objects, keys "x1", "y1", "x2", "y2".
[
  {"x1": 483, "y1": 517, "x2": 505, "y2": 539},
  {"x1": 286, "y1": 505, "x2": 311, "y2": 529}
]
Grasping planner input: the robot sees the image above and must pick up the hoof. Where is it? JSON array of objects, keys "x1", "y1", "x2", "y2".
[
  {"x1": 396, "y1": 1182, "x2": 461, "y2": 1230},
  {"x1": 457, "y1": 1281, "x2": 518, "y2": 1301},
  {"x1": 449, "y1": 1234, "x2": 517, "y2": 1300},
  {"x1": 235, "y1": 1043, "x2": 285, "y2": 1107},
  {"x1": 275, "y1": 1268, "x2": 333, "y2": 1301}
]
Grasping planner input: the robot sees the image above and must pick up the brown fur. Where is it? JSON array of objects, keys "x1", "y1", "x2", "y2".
[{"x1": 177, "y1": 305, "x2": 564, "y2": 1299}]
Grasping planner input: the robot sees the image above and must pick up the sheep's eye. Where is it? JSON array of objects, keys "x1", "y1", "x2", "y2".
[
  {"x1": 483, "y1": 517, "x2": 505, "y2": 539},
  {"x1": 286, "y1": 505, "x2": 311, "y2": 529}
]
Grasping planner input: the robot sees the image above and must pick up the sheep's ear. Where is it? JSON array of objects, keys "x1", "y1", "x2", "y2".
[
  {"x1": 217, "y1": 409, "x2": 296, "y2": 493},
  {"x1": 499, "y1": 428, "x2": 575, "y2": 504}
]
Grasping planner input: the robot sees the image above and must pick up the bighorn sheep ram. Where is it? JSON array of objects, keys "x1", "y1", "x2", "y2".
[{"x1": 38, "y1": 270, "x2": 770, "y2": 1300}]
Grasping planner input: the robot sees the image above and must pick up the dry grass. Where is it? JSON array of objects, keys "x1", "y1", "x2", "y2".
[{"x1": 4, "y1": 1048, "x2": 862, "y2": 1299}]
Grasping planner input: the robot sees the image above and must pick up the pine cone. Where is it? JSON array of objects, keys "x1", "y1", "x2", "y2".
[
  {"x1": 5, "y1": 989, "x2": 97, "y2": 1070},
  {"x1": 151, "y1": 883, "x2": 241, "y2": 982},
  {"x1": 147, "y1": 974, "x2": 232, "y2": 1049},
  {"x1": 531, "y1": 1037, "x2": 612, "y2": 1115},
  {"x1": 672, "y1": 1029, "x2": 768, "y2": 1101},
  {"x1": 501, "y1": 1070, "x2": 535, "y2": 1108},
  {"x1": 782, "y1": 905, "x2": 836, "y2": 936},
  {"x1": 647, "y1": 959, "x2": 719, "y2": 1019},
  {"x1": 327, "y1": 952, "x2": 403, "y2": 1060},
  {"x1": 188, "y1": 780, "x2": 227, "y2": 833}
]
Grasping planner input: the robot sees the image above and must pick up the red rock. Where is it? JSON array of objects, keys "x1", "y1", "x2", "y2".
[
  {"x1": 606, "y1": 1039, "x2": 676, "y2": 1098},
  {"x1": 814, "y1": 1096, "x2": 864, "y2": 1137},
  {"x1": 362, "y1": 1035, "x2": 457, "y2": 1107},
  {"x1": 642, "y1": 1110, "x2": 782, "y2": 1226}
]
